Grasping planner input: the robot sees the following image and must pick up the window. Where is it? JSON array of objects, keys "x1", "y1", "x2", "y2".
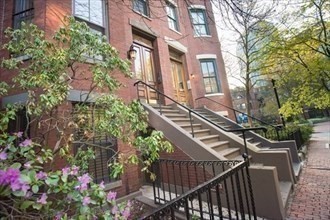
[
  {"x1": 72, "y1": 104, "x2": 118, "y2": 184},
  {"x1": 190, "y1": 8, "x2": 210, "y2": 36},
  {"x1": 133, "y1": 0, "x2": 149, "y2": 16},
  {"x1": 200, "y1": 60, "x2": 221, "y2": 94},
  {"x1": 73, "y1": 0, "x2": 105, "y2": 35},
  {"x1": 13, "y1": 0, "x2": 34, "y2": 29},
  {"x1": 166, "y1": 2, "x2": 179, "y2": 31}
]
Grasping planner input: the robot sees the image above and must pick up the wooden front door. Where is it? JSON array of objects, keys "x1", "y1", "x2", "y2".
[
  {"x1": 134, "y1": 43, "x2": 157, "y2": 102},
  {"x1": 171, "y1": 60, "x2": 188, "y2": 104}
]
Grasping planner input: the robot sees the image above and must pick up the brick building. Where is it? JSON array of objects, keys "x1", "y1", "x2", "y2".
[{"x1": 0, "y1": 0, "x2": 233, "y2": 198}]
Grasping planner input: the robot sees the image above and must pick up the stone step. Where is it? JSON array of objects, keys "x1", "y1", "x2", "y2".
[
  {"x1": 190, "y1": 129, "x2": 211, "y2": 137},
  {"x1": 157, "y1": 109, "x2": 180, "y2": 114},
  {"x1": 198, "y1": 135, "x2": 220, "y2": 144},
  {"x1": 218, "y1": 148, "x2": 241, "y2": 159},
  {"x1": 172, "y1": 118, "x2": 193, "y2": 125},
  {"x1": 163, "y1": 113, "x2": 187, "y2": 118},
  {"x1": 208, "y1": 141, "x2": 230, "y2": 152},
  {"x1": 180, "y1": 123, "x2": 202, "y2": 131},
  {"x1": 151, "y1": 104, "x2": 174, "y2": 110}
]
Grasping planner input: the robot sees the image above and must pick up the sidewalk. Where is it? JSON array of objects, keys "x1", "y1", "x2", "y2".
[{"x1": 286, "y1": 121, "x2": 330, "y2": 219}]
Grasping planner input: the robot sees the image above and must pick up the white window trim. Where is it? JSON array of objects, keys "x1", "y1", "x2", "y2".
[
  {"x1": 165, "y1": 36, "x2": 188, "y2": 53},
  {"x1": 167, "y1": 0, "x2": 177, "y2": 7},
  {"x1": 188, "y1": 5, "x2": 206, "y2": 10},
  {"x1": 205, "y1": 93, "x2": 224, "y2": 97},
  {"x1": 196, "y1": 54, "x2": 217, "y2": 60}
]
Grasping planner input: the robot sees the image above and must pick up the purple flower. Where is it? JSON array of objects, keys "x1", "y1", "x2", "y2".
[
  {"x1": 111, "y1": 205, "x2": 118, "y2": 215},
  {"x1": 24, "y1": 162, "x2": 32, "y2": 169},
  {"x1": 62, "y1": 167, "x2": 70, "y2": 176},
  {"x1": 36, "y1": 171, "x2": 47, "y2": 180},
  {"x1": 5, "y1": 168, "x2": 20, "y2": 185},
  {"x1": 37, "y1": 193, "x2": 47, "y2": 204},
  {"x1": 16, "y1": 132, "x2": 23, "y2": 138},
  {"x1": 107, "y1": 191, "x2": 117, "y2": 201},
  {"x1": 77, "y1": 173, "x2": 91, "y2": 192},
  {"x1": 70, "y1": 165, "x2": 79, "y2": 175},
  {"x1": 0, "y1": 151, "x2": 7, "y2": 160},
  {"x1": 121, "y1": 208, "x2": 130, "y2": 218},
  {"x1": 55, "y1": 212, "x2": 64, "y2": 220},
  {"x1": 99, "y1": 181, "x2": 105, "y2": 189},
  {"x1": 20, "y1": 183, "x2": 30, "y2": 194},
  {"x1": 82, "y1": 196, "x2": 91, "y2": 206},
  {"x1": 19, "y1": 139, "x2": 32, "y2": 147}
]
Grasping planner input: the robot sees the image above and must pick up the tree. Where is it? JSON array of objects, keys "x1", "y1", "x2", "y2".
[
  {"x1": 262, "y1": 0, "x2": 330, "y2": 118},
  {"x1": 214, "y1": 0, "x2": 279, "y2": 126},
  {"x1": 0, "y1": 17, "x2": 172, "y2": 218}
]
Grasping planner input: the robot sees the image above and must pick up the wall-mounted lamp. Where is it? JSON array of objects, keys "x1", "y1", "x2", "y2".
[
  {"x1": 190, "y1": 73, "x2": 195, "y2": 79},
  {"x1": 128, "y1": 45, "x2": 137, "y2": 60}
]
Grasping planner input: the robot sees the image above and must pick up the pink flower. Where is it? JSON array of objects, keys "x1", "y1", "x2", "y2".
[
  {"x1": 37, "y1": 193, "x2": 47, "y2": 204},
  {"x1": 16, "y1": 132, "x2": 23, "y2": 138},
  {"x1": 20, "y1": 183, "x2": 30, "y2": 194},
  {"x1": 19, "y1": 139, "x2": 32, "y2": 147},
  {"x1": 62, "y1": 167, "x2": 70, "y2": 176},
  {"x1": 107, "y1": 191, "x2": 117, "y2": 201},
  {"x1": 121, "y1": 208, "x2": 130, "y2": 218},
  {"x1": 82, "y1": 196, "x2": 91, "y2": 206},
  {"x1": 24, "y1": 162, "x2": 32, "y2": 169},
  {"x1": 36, "y1": 171, "x2": 47, "y2": 180},
  {"x1": 77, "y1": 173, "x2": 92, "y2": 192},
  {"x1": 99, "y1": 181, "x2": 105, "y2": 189},
  {"x1": 111, "y1": 205, "x2": 118, "y2": 214},
  {"x1": 70, "y1": 165, "x2": 79, "y2": 175},
  {"x1": 0, "y1": 151, "x2": 7, "y2": 160}
]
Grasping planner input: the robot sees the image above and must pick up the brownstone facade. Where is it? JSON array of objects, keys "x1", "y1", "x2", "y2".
[{"x1": 0, "y1": 0, "x2": 233, "y2": 197}]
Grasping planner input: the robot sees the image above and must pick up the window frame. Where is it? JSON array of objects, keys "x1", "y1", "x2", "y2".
[
  {"x1": 199, "y1": 59, "x2": 221, "y2": 94},
  {"x1": 189, "y1": 8, "x2": 210, "y2": 36},
  {"x1": 166, "y1": 1, "x2": 179, "y2": 32},
  {"x1": 132, "y1": 0, "x2": 150, "y2": 17},
  {"x1": 13, "y1": 0, "x2": 34, "y2": 30},
  {"x1": 73, "y1": 0, "x2": 107, "y2": 36}
]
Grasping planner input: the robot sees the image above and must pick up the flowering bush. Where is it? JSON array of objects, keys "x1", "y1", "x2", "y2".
[{"x1": 0, "y1": 132, "x2": 131, "y2": 219}]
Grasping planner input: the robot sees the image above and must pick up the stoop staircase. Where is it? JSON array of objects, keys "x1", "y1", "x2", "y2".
[{"x1": 134, "y1": 81, "x2": 301, "y2": 219}]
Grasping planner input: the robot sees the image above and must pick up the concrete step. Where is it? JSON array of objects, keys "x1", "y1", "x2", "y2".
[
  {"x1": 157, "y1": 109, "x2": 180, "y2": 114},
  {"x1": 171, "y1": 118, "x2": 193, "y2": 125},
  {"x1": 293, "y1": 162, "x2": 302, "y2": 179},
  {"x1": 151, "y1": 105, "x2": 174, "y2": 110},
  {"x1": 190, "y1": 129, "x2": 211, "y2": 137},
  {"x1": 218, "y1": 148, "x2": 241, "y2": 159},
  {"x1": 279, "y1": 181, "x2": 293, "y2": 208},
  {"x1": 180, "y1": 123, "x2": 202, "y2": 131},
  {"x1": 198, "y1": 135, "x2": 220, "y2": 144},
  {"x1": 163, "y1": 113, "x2": 188, "y2": 118},
  {"x1": 208, "y1": 141, "x2": 230, "y2": 152}
]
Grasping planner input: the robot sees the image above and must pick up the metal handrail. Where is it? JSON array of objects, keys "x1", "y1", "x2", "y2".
[
  {"x1": 141, "y1": 159, "x2": 257, "y2": 219},
  {"x1": 195, "y1": 96, "x2": 281, "y2": 140},
  {"x1": 134, "y1": 80, "x2": 267, "y2": 158}
]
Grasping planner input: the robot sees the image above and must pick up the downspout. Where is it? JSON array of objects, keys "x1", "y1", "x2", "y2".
[{"x1": 0, "y1": 0, "x2": 6, "y2": 46}]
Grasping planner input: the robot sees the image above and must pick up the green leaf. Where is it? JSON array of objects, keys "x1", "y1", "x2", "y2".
[
  {"x1": 20, "y1": 200, "x2": 34, "y2": 210},
  {"x1": 10, "y1": 162, "x2": 21, "y2": 169},
  {"x1": 32, "y1": 185, "x2": 39, "y2": 193}
]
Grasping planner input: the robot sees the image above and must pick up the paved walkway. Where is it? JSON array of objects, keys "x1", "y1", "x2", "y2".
[{"x1": 286, "y1": 121, "x2": 330, "y2": 220}]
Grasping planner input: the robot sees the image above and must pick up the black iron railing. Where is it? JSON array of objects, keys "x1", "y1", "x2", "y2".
[
  {"x1": 196, "y1": 97, "x2": 304, "y2": 150},
  {"x1": 141, "y1": 159, "x2": 256, "y2": 220},
  {"x1": 133, "y1": 81, "x2": 267, "y2": 160}
]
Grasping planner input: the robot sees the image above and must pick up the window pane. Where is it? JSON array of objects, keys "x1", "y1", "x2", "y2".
[
  {"x1": 74, "y1": 0, "x2": 104, "y2": 26},
  {"x1": 145, "y1": 50, "x2": 154, "y2": 81},
  {"x1": 190, "y1": 9, "x2": 209, "y2": 35},
  {"x1": 134, "y1": 47, "x2": 143, "y2": 80},
  {"x1": 201, "y1": 60, "x2": 220, "y2": 93},
  {"x1": 133, "y1": 0, "x2": 148, "y2": 16}
]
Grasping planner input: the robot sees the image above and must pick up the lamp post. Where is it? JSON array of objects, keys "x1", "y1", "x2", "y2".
[{"x1": 271, "y1": 79, "x2": 286, "y2": 127}]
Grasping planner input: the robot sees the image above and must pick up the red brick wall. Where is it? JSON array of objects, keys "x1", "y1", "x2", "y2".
[{"x1": 0, "y1": 0, "x2": 234, "y2": 196}]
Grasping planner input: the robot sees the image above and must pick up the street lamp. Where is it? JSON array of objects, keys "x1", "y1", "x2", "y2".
[{"x1": 271, "y1": 79, "x2": 286, "y2": 127}]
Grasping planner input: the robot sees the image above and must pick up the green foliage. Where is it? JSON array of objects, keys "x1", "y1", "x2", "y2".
[
  {"x1": 261, "y1": 0, "x2": 330, "y2": 118},
  {"x1": 0, "y1": 17, "x2": 173, "y2": 218}
]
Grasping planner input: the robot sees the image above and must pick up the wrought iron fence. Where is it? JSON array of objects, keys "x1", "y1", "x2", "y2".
[
  {"x1": 72, "y1": 106, "x2": 118, "y2": 184},
  {"x1": 141, "y1": 159, "x2": 256, "y2": 220}
]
